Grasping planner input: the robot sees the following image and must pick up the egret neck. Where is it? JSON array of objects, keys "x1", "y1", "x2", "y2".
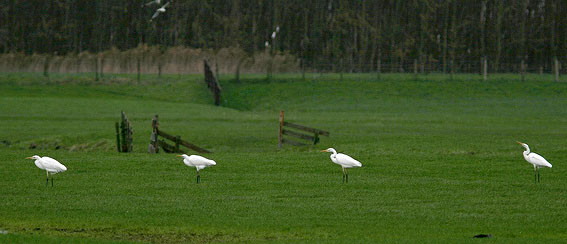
[{"x1": 521, "y1": 143, "x2": 531, "y2": 160}]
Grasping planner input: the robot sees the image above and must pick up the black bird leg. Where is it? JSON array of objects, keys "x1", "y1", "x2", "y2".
[
  {"x1": 197, "y1": 171, "x2": 200, "y2": 183},
  {"x1": 537, "y1": 168, "x2": 540, "y2": 183},
  {"x1": 342, "y1": 168, "x2": 345, "y2": 183}
]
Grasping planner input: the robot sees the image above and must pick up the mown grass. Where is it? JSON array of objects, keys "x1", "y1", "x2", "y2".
[{"x1": 1, "y1": 72, "x2": 567, "y2": 243}]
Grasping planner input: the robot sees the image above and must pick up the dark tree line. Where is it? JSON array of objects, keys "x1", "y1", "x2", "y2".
[{"x1": 1, "y1": 0, "x2": 566, "y2": 72}]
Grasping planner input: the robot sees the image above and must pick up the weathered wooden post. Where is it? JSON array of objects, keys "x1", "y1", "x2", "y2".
[
  {"x1": 278, "y1": 111, "x2": 284, "y2": 148},
  {"x1": 148, "y1": 115, "x2": 159, "y2": 153},
  {"x1": 119, "y1": 111, "x2": 133, "y2": 152},
  {"x1": 115, "y1": 122, "x2": 121, "y2": 152},
  {"x1": 204, "y1": 60, "x2": 222, "y2": 106}
]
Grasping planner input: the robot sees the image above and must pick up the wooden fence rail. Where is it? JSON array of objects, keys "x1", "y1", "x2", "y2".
[
  {"x1": 278, "y1": 111, "x2": 329, "y2": 148},
  {"x1": 115, "y1": 111, "x2": 133, "y2": 152},
  {"x1": 147, "y1": 115, "x2": 211, "y2": 154}
]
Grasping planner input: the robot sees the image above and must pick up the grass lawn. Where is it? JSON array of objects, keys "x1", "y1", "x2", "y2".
[{"x1": 1, "y1": 72, "x2": 567, "y2": 243}]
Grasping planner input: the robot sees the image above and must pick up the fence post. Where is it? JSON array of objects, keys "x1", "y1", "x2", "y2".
[
  {"x1": 483, "y1": 56, "x2": 487, "y2": 81},
  {"x1": 555, "y1": 57, "x2": 560, "y2": 82},
  {"x1": 278, "y1": 111, "x2": 284, "y2": 148},
  {"x1": 148, "y1": 115, "x2": 159, "y2": 153}
]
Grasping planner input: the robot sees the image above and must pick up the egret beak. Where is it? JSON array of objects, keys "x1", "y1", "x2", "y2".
[
  {"x1": 320, "y1": 149, "x2": 328, "y2": 152},
  {"x1": 516, "y1": 141, "x2": 524, "y2": 145},
  {"x1": 176, "y1": 155, "x2": 183, "y2": 157},
  {"x1": 25, "y1": 157, "x2": 33, "y2": 159}
]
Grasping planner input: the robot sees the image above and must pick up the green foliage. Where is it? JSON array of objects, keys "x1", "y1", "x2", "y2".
[{"x1": 1, "y1": 73, "x2": 567, "y2": 243}]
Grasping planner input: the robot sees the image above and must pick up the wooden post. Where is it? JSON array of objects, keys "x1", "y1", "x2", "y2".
[
  {"x1": 148, "y1": 115, "x2": 159, "y2": 153},
  {"x1": 483, "y1": 56, "x2": 487, "y2": 81},
  {"x1": 555, "y1": 57, "x2": 560, "y2": 82},
  {"x1": 126, "y1": 117, "x2": 133, "y2": 152},
  {"x1": 278, "y1": 111, "x2": 284, "y2": 148},
  {"x1": 115, "y1": 122, "x2": 121, "y2": 152}
]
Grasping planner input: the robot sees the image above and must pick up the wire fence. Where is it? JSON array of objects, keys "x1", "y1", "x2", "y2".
[{"x1": 0, "y1": 51, "x2": 564, "y2": 83}]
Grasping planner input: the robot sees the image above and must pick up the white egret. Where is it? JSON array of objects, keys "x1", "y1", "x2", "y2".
[
  {"x1": 150, "y1": 2, "x2": 170, "y2": 21},
  {"x1": 25, "y1": 155, "x2": 67, "y2": 186},
  {"x1": 276, "y1": 26, "x2": 280, "y2": 33},
  {"x1": 517, "y1": 141, "x2": 552, "y2": 183},
  {"x1": 271, "y1": 31, "x2": 276, "y2": 39},
  {"x1": 143, "y1": 0, "x2": 161, "y2": 7},
  {"x1": 265, "y1": 41, "x2": 269, "y2": 48},
  {"x1": 177, "y1": 154, "x2": 216, "y2": 183},
  {"x1": 320, "y1": 148, "x2": 362, "y2": 183}
]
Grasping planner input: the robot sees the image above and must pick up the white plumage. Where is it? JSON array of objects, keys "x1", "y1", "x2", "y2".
[
  {"x1": 151, "y1": 2, "x2": 170, "y2": 21},
  {"x1": 177, "y1": 154, "x2": 216, "y2": 183},
  {"x1": 517, "y1": 141, "x2": 552, "y2": 183},
  {"x1": 144, "y1": 0, "x2": 161, "y2": 7},
  {"x1": 25, "y1": 155, "x2": 67, "y2": 186},
  {"x1": 321, "y1": 148, "x2": 362, "y2": 183}
]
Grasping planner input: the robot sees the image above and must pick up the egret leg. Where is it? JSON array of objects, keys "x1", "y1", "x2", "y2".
[
  {"x1": 345, "y1": 169, "x2": 349, "y2": 183},
  {"x1": 342, "y1": 168, "x2": 345, "y2": 183},
  {"x1": 46, "y1": 171, "x2": 49, "y2": 187},
  {"x1": 534, "y1": 167, "x2": 537, "y2": 183},
  {"x1": 51, "y1": 175, "x2": 54, "y2": 187},
  {"x1": 197, "y1": 171, "x2": 200, "y2": 184},
  {"x1": 537, "y1": 168, "x2": 540, "y2": 183}
]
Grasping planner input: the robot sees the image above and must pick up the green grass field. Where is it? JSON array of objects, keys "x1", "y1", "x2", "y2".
[{"x1": 1, "y1": 72, "x2": 567, "y2": 243}]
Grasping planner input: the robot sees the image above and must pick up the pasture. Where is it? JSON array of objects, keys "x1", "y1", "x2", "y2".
[{"x1": 1, "y1": 72, "x2": 567, "y2": 243}]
